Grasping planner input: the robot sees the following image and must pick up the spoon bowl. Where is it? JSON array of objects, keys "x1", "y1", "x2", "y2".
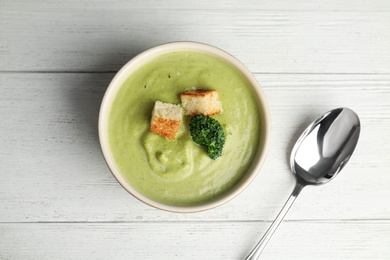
[
  {"x1": 291, "y1": 107, "x2": 360, "y2": 185},
  {"x1": 246, "y1": 107, "x2": 360, "y2": 260}
]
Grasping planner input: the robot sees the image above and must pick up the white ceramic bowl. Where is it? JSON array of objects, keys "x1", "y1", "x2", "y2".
[{"x1": 99, "y1": 42, "x2": 271, "y2": 212}]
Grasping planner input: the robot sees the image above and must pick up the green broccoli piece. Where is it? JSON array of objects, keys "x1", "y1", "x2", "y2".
[{"x1": 190, "y1": 114, "x2": 225, "y2": 160}]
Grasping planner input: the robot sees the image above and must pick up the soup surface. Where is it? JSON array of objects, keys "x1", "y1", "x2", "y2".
[{"x1": 108, "y1": 51, "x2": 260, "y2": 206}]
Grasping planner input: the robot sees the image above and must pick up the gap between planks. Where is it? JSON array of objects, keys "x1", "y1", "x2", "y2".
[{"x1": 1, "y1": 219, "x2": 390, "y2": 225}]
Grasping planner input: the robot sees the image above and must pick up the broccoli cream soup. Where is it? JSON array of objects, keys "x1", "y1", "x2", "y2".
[{"x1": 108, "y1": 51, "x2": 260, "y2": 206}]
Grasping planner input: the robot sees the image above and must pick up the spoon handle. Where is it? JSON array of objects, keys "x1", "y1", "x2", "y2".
[{"x1": 245, "y1": 182, "x2": 305, "y2": 260}]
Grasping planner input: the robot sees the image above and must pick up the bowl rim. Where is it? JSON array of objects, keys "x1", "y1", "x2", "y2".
[{"x1": 98, "y1": 41, "x2": 271, "y2": 213}]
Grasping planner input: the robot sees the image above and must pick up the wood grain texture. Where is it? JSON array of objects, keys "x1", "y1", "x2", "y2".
[
  {"x1": 3, "y1": 0, "x2": 390, "y2": 11},
  {"x1": 1, "y1": 1, "x2": 390, "y2": 259},
  {"x1": 1, "y1": 73, "x2": 389, "y2": 222},
  {"x1": 1, "y1": 3, "x2": 390, "y2": 73},
  {"x1": 1, "y1": 221, "x2": 389, "y2": 260}
]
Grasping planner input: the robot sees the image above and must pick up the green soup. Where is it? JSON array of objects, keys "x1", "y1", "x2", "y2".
[{"x1": 108, "y1": 51, "x2": 260, "y2": 206}]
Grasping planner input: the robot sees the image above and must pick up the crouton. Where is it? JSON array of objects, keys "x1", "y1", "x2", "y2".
[
  {"x1": 150, "y1": 101, "x2": 183, "y2": 140},
  {"x1": 180, "y1": 89, "x2": 222, "y2": 116}
]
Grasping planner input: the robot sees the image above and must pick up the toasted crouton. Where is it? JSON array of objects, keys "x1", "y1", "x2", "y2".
[
  {"x1": 180, "y1": 89, "x2": 222, "y2": 116},
  {"x1": 150, "y1": 101, "x2": 183, "y2": 140}
]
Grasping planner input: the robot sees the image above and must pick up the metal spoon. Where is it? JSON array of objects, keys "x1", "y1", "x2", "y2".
[{"x1": 246, "y1": 107, "x2": 360, "y2": 260}]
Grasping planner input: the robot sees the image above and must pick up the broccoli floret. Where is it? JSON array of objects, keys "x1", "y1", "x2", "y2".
[{"x1": 190, "y1": 114, "x2": 225, "y2": 160}]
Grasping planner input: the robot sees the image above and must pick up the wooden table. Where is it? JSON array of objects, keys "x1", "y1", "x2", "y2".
[{"x1": 1, "y1": 1, "x2": 389, "y2": 259}]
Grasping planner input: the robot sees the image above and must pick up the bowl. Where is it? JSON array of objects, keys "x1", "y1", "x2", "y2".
[{"x1": 99, "y1": 41, "x2": 271, "y2": 212}]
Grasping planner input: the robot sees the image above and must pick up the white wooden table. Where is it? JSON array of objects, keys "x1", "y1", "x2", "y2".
[{"x1": 1, "y1": 1, "x2": 389, "y2": 259}]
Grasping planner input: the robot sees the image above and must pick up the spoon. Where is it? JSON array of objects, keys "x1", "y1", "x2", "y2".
[{"x1": 246, "y1": 107, "x2": 360, "y2": 260}]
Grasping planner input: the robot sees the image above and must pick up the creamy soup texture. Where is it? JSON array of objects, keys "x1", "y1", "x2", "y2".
[{"x1": 108, "y1": 51, "x2": 260, "y2": 206}]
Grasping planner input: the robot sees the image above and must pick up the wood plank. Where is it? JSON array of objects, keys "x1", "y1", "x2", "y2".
[
  {"x1": 0, "y1": 221, "x2": 389, "y2": 259},
  {"x1": 0, "y1": 73, "x2": 389, "y2": 222},
  {"x1": 1, "y1": 7, "x2": 389, "y2": 73},
  {"x1": 3, "y1": 0, "x2": 390, "y2": 11}
]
